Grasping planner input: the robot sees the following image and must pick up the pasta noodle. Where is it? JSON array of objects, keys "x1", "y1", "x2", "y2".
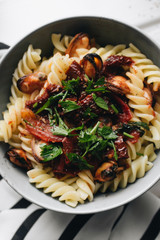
[
  {"x1": 119, "y1": 43, "x2": 160, "y2": 91},
  {"x1": 27, "y1": 167, "x2": 81, "y2": 207},
  {"x1": 1, "y1": 32, "x2": 160, "y2": 208}
]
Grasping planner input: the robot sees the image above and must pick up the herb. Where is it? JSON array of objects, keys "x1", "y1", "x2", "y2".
[
  {"x1": 83, "y1": 108, "x2": 98, "y2": 119},
  {"x1": 111, "y1": 104, "x2": 119, "y2": 114},
  {"x1": 94, "y1": 76, "x2": 105, "y2": 86},
  {"x1": 111, "y1": 141, "x2": 118, "y2": 161},
  {"x1": 90, "y1": 121, "x2": 100, "y2": 135},
  {"x1": 98, "y1": 126, "x2": 118, "y2": 140},
  {"x1": 33, "y1": 102, "x2": 38, "y2": 108},
  {"x1": 86, "y1": 86, "x2": 106, "y2": 93},
  {"x1": 40, "y1": 143, "x2": 63, "y2": 162},
  {"x1": 36, "y1": 92, "x2": 64, "y2": 114},
  {"x1": 92, "y1": 93, "x2": 108, "y2": 111},
  {"x1": 59, "y1": 100, "x2": 81, "y2": 113},
  {"x1": 136, "y1": 152, "x2": 144, "y2": 156},
  {"x1": 78, "y1": 122, "x2": 100, "y2": 157},
  {"x1": 131, "y1": 122, "x2": 149, "y2": 130},
  {"x1": 67, "y1": 153, "x2": 93, "y2": 170},
  {"x1": 62, "y1": 78, "x2": 80, "y2": 95},
  {"x1": 52, "y1": 108, "x2": 83, "y2": 136},
  {"x1": 23, "y1": 119, "x2": 33, "y2": 127},
  {"x1": 85, "y1": 76, "x2": 108, "y2": 93},
  {"x1": 116, "y1": 121, "x2": 148, "y2": 137},
  {"x1": 45, "y1": 108, "x2": 53, "y2": 115},
  {"x1": 123, "y1": 132, "x2": 134, "y2": 138}
]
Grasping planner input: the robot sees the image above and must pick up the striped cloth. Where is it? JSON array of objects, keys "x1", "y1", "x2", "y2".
[{"x1": 0, "y1": 46, "x2": 160, "y2": 240}]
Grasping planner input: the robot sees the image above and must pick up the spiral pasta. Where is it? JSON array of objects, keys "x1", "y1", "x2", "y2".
[
  {"x1": 100, "y1": 146, "x2": 154, "y2": 193},
  {"x1": 0, "y1": 97, "x2": 25, "y2": 142},
  {"x1": 52, "y1": 33, "x2": 72, "y2": 55},
  {"x1": 11, "y1": 44, "x2": 41, "y2": 101},
  {"x1": 76, "y1": 170, "x2": 95, "y2": 202},
  {"x1": 0, "y1": 45, "x2": 41, "y2": 142},
  {"x1": 27, "y1": 168, "x2": 81, "y2": 207},
  {"x1": 76, "y1": 44, "x2": 126, "y2": 61},
  {"x1": 47, "y1": 52, "x2": 79, "y2": 86},
  {"x1": 119, "y1": 43, "x2": 160, "y2": 91},
  {"x1": 126, "y1": 65, "x2": 155, "y2": 122}
]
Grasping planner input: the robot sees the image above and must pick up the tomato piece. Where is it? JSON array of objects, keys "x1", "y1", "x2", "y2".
[{"x1": 21, "y1": 109, "x2": 64, "y2": 142}]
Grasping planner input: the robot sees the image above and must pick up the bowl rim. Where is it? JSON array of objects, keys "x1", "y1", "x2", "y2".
[{"x1": 0, "y1": 16, "x2": 160, "y2": 214}]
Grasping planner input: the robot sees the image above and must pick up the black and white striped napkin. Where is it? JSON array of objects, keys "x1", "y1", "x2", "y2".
[{"x1": 0, "y1": 46, "x2": 160, "y2": 240}]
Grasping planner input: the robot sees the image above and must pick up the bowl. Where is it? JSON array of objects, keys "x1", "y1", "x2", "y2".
[{"x1": 0, "y1": 16, "x2": 160, "y2": 214}]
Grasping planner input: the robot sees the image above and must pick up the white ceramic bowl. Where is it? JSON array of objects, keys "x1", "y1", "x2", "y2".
[{"x1": 0, "y1": 16, "x2": 160, "y2": 214}]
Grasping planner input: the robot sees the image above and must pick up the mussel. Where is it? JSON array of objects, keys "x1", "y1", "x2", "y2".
[
  {"x1": 81, "y1": 53, "x2": 103, "y2": 79},
  {"x1": 17, "y1": 72, "x2": 47, "y2": 94},
  {"x1": 95, "y1": 161, "x2": 118, "y2": 182},
  {"x1": 65, "y1": 33, "x2": 90, "y2": 57},
  {"x1": 7, "y1": 148, "x2": 32, "y2": 170}
]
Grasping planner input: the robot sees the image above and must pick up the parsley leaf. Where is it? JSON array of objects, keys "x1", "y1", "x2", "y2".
[
  {"x1": 40, "y1": 143, "x2": 63, "y2": 162},
  {"x1": 36, "y1": 92, "x2": 64, "y2": 114},
  {"x1": 62, "y1": 78, "x2": 80, "y2": 95},
  {"x1": 67, "y1": 153, "x2": 93, "y2": 170},
  {"x1": 59, "y1": 100, "x2": 81, "y2": 113},
  {"x1": 86, "y1": 86, "x2": 106, "y2": 93},
  {"x1": 52, "y1": 108, "x2": 83, "y2": 136},
  {"x1": 98, "y1": 126, "x2": 118, "y2": 140},
  {"x1": 83, "y1": 108, "x2": 98, "y2": 119},
  {"x1": 131, "y1": 121, "x2": 149, "y2": 130},
  {"x1": 94, "y1": 76, "x2": 105, "y2": 86},
  {"x1": 111, "y1": 141, "x2": 118, "y2": 161},
  {"x1": 92, "y1": 93, "x2": 109, "y2": 111}
]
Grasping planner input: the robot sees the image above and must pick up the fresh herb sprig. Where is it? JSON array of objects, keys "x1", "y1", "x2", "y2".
[
  {"x1": 92, "y1": 93, "x2": 109, "y2": 111},
  {"x1": 52, "y1": 108, "x2": 83, "y2": 136},
  {"x1": 78, "y1": 123, "x2": 118, "y2": 160},
  {"x1": 67, "y1": 153, "x2": 93, "y2": 170},
  {"x1": 62, "y1": 77, "x2": 80, "y2": 95},
  {"x1": 85, "y1": 76, "x2": 109, "y2": 93},
  {"x1": 36, "y1": 92, "x2": 64, "y2": 114},
  {"x1": 59, "y1": 100, "x2": 81, "y2": 113},
  {"x1": 40, "y1": 143, "x2": 63, "y2": 162}
]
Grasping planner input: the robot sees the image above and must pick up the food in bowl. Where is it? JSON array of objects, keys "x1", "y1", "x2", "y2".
[{"x1": 0, "y1": 31, "x2": 160, "y2": 208}]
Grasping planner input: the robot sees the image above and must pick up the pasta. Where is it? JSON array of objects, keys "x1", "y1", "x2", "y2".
[
  {"x1": 0, "y1": 45, "x2": 41, "y2": 143},
  {"x1": 1, "y1": 33, "x2": 160, "y2": 207},
  {"x1": 119, "y1": 43, "x2": 160, "y2": 91}
]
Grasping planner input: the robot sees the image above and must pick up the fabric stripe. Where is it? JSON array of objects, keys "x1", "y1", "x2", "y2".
[
  {"x1": 140, "y1": 209, "x2": 160, "y2": 240},
  {"x1": 109, "y1": 192, "x2": 160, "y2": 240},
  {"x1": 11, "y1": 209, "x2": 46, "y2": 240},
  {"x1": 111, "y1": 204, "x2": 128, "y2": 231},
  {"x1": 11, "y1": 198, "x2": 31, "y2": 209},
  {"x1": 0, "y1": 43, "x2": 9, "y2": 49},
  {"x1": 59, "y1": 214, "x2": 94, "y2": 240}
]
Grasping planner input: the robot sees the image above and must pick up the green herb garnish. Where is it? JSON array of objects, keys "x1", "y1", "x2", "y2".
[
  {"x1": 98, "y1": 126, "x2": 118, "y2": 140},
  {"x1": 33, "y1": 102, "x2": 38, "y2": 108},
  {"x1": 136, "y1": 152, "x2": 144, "y2": 156},
  {"x1": 67, "y1": 153, "x2": 93, "y2": 170},
  {"x1": 83, "y1": 108, "x2": 98, "y2": 119},
  {"x1": 52, "y1": 108, "x2": 83, "y2": 136},
  {"x1": 111, "y1": 141, "x2": 118, "y2": 161},
  {"x1": 40, "y1": 143, "x2": 63, "y2": 162},
  {"x1": 92, "y1": 93, "x2": 108, "y2": 111},
  {"x1": 131, "y1": 121, "x2": 149, "y2": 130},
  {"x1": 59, "y1": 100, "x2": 81, "y2": 113},
  {"x1": 62, "y1": 77, "x2": 80, "y2": 95},
  {"x1": 111, "y1": 104, "x2": 119, "y2": 114},
  {"x1": 36, "y1": 92, "x2": 64, "y2": 114},
  {"x1": 123, "y1": 132, "x2": 134, "y2": 138}
]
